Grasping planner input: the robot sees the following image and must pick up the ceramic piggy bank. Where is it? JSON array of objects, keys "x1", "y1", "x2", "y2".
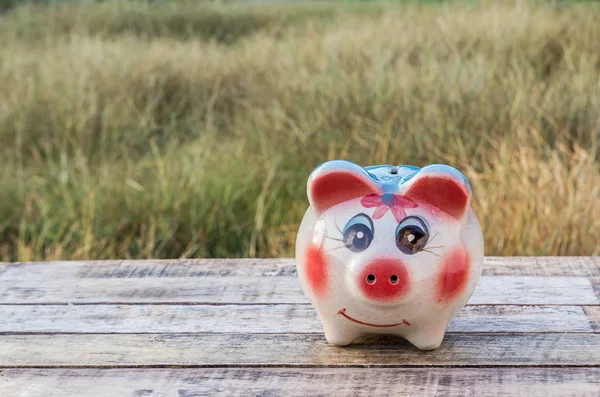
[{"x1": 295, "y1": 161, "x2": 484, "y2": 349}]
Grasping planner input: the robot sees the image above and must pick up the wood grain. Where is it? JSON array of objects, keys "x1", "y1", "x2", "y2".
[
  {"x1": 1, "y1": 257, "x2": 599, "y2": 280},
  {"x1": 0, "y1": 276, "x2": 596, "y2": 305},
  {"x1": 0, "y1": 259, "x2": 296, "y2": 280},
  {"x1": 0, "y1": 304, "x2": 592, "y2": 334},
  {"x1": 1, "y1": 333, "x2": 599, "y2": 367},
  {"x1": 585, "y1": 306, "x2": 600, "y2": 332},
  {"x1": 592, "y1": 278, "x2": 600, "y2": 299},
  {"x1": 2, "y1": 368, "x2": 600, "y2": 397}
]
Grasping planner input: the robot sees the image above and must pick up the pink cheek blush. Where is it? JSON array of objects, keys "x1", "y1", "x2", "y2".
[
  {"x1": 437, "y1": 247, "x2": 470, "y2": 304},
  {"x1": 305, "y1": 244, "x2": 328, "y2": 298}
]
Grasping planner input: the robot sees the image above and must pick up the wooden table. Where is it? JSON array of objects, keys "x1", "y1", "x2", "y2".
[{"x1": 0, "y1": 257, "x2": 599, "y2": 396}]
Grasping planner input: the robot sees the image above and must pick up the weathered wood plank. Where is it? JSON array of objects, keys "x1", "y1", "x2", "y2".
[
  {"x1": 0, "y1": 259, "x2": 296, "y2": 280},
  {"x1": 1, "y1": 333, "x2": 599, "y2": 367},
  {"x1": 0, "y1": 304, "x2": 592, "y2": 334},
  {"x1": 2, "y1": 368, "x2": 600, "y2": 397},
  {"x1": 585, "y1": 306, "x2": 600, "y2": 332},
  {"x1": 1, "y1": 257, "x2": 599, "y2": 280},
  {"x1": 473, "y1": 277, "x2": 597, "y2": 305},
  {"x1": 0, "y1": 276, "x2": 596, "y2": 305},
  {"x1": 483, "y1": 257, "x2": 600, "y2": 277}
]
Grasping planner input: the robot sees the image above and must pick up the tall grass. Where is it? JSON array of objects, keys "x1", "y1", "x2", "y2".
[{"x1": 1, "y1": 0, "x2": 599, "y2": 261}]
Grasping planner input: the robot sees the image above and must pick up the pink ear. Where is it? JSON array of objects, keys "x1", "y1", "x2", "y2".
[
  {"x1": 308, "y1": 161, "x2": 380, "y2": 215},
  {"x1": 404, "y1": 165, "x2": 471, "y2": 219}
]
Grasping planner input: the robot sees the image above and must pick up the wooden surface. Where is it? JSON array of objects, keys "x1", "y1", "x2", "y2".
[
  {"x1": 2, "y1": 368, "x2": 600, "y2": 397},
  {"x1": 0, "y1": 257, "x2": 599, "y2": 396}
]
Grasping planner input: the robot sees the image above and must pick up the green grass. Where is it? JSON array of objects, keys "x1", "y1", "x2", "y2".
[{"x1": 1, "y1": 0, "x2": 599, "y2": 261}]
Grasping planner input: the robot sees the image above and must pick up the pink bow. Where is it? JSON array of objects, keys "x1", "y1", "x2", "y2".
[{"x1": 360, "y1": 193, "x2": 418, "y2": 222}]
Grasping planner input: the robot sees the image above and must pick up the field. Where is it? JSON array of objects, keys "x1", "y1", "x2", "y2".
[{"x1": 0, "y1": 0, "x2": 599, "y2": 261}]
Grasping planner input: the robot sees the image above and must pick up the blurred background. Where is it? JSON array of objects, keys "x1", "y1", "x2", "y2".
[{"x1": 0, "y1": 0, "x2": 598, "y2": 261}]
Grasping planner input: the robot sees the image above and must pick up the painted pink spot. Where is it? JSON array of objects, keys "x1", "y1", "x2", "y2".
[
  {"x1": 360, "y1": 193, "x2": 418, "y2": 222},
  {"x1": 305, "y1": 244, "x2": 328, "y2": 297},
  {"x1": 437, "y1": 247, "x2": 470, "y2": 304}
]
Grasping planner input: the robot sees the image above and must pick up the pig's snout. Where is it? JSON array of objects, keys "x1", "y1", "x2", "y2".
[{"x1": 358, "y1": 259, "x2": 410, "y2": 304}]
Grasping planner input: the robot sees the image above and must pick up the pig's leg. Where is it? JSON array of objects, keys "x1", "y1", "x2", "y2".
[
  {"x1": 403, "y1": 323, "x2": 447, "y2": 351},
  {"x1": 322, "y1": 319, "x2": 360, "y2": 346}
]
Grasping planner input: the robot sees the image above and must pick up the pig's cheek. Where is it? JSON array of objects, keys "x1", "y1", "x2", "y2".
[
  {"x1": 436, "y1": 247, "x2": 470, "y2": 304},
  {"x1": 305, "y1": 244, "x2": 329, "y2": 298}
]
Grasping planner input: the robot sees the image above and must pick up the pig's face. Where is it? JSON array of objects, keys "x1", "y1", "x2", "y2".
[
  {"x1": 295, "y1": 160, "x2": 484, "y2": 348},
  {"x1": 312, "y1": 194, "x2": 469, "y2": 307}
]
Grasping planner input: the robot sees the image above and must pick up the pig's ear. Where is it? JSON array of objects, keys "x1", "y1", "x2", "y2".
[
  {"x1": 403, "y1": 164, "x2": 472, "y2": 220},
  {"x1": 308, "y1": 160, "x2": 380, "y2": 215}
]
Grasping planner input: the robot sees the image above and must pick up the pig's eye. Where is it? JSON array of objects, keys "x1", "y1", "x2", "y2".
[
  {"x1": 396, "y1": 216, "x2": 429, "y2": 255},
  {"x1": 343, "y1": 213, "x2": 374, "y2": 253}
]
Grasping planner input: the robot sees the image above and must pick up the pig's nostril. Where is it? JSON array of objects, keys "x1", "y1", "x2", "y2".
[{"x1": 359, "y1": 260, "x2": 410, "y2": 302}]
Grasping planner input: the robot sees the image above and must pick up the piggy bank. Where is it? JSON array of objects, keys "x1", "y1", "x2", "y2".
[{"x1": 295, "y1": 160, "x2": 484, "y2": 349}]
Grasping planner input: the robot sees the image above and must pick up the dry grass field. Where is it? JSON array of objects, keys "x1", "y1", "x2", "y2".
[{"x1": 0, "y1": 0, "x2": 599, "y2": 261}]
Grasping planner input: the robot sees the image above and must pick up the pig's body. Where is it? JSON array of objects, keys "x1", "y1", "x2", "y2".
[{"x1": 295, "y1": 161, "x2": 484, "y2": 349}]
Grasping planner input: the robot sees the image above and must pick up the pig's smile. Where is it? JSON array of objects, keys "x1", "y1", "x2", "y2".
[{"x1": 338, "y1": 308, "x2": 411, "y2": 327}]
